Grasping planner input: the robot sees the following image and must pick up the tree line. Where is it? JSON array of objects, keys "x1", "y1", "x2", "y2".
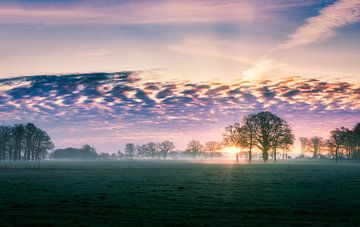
[
  {"x1": 0, "y1": 123, "x2": 54, "y2": 162},
  {"x1": 299, "y1": 123, "x2": 360, "y2": 162},
  {"x1": 115, "y1": 140, "x2": 226, "y2": 159},
  {"x1": 1, "y1": 112, "x2": 358, "y2": 163}
]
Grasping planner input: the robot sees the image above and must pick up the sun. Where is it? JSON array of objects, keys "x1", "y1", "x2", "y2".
[{"x1": 221, "y1": 146, "x2": 239, "y2": 154}]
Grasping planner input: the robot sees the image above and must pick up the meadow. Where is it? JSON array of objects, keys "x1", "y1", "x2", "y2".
[{"x1": 0, "y1": 160, "x2": 359, "y2": 226}]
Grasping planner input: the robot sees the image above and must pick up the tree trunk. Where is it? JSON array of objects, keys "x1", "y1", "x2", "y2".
[
  {"x1": 248, "y1": 146, "x2": 252, "y2": 162},
  {"x1": 262, "y1": 148, "x2": 269, "y2": 162},
  {"x1": 335, "y1": 147, "x2": 339, "y2": 163},
  {"x1": 274, "y1": 148, "x2": 277, "y2": 163}
]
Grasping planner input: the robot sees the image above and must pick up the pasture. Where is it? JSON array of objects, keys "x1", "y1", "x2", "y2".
[{"x1": 0, "y1": 160, "x2": 359, "y2": 226}]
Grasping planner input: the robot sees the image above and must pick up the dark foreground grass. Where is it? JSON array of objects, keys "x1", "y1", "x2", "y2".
[{"x1": 0, "y1": 160, "x2": 359, "y2": 226}]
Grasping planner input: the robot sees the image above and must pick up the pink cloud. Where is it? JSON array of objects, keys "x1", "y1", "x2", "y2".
[{"x1": 0, "y1": 0, "x2": 316, "y2": 25}]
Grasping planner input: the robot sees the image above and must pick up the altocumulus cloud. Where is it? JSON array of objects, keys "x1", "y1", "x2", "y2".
[{"x1": 0, "y1": 72, "x2": 359, "y2": 150}]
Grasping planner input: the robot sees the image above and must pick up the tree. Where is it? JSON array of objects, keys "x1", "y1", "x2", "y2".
[
  {"x1": 223, "y1": 112, "x2": 293, "y2": 162},
  {"x1": 352, "y1": 123, "x2": 360, "y2": 159},
  {"x1": 117, "y1": 150, "x2": 124, "y2": 159},
  {"x1": 328, "y1": 128, "x2": 347, "y2": 163},
  {"x1": 52, "y1": 145, "x2": 97, "y2": 160},
  {"x1": 0, "y1": 123, "x2": 53, "y2": 162},
  {"x1": 125, "y1": 143, "x2": 136, "y2": 159},
  {"x1": 223, "y1": 123, "x2": 242, "y2": 148},
  {"x1": 0, "y1": 126, "x2": 11, "y2": 161},
  {"x1": 33, "y1": 128, "x2": 54, "y2": 164},
  {"x1": 81, "y1": 144, "x2": 97, "y2": 158},
  {"x1": 24, "y1": 123, "x2": 37, "y2": 161},
  {"x1": 269, "y1": 119, "x2": 293, "y2": 162},
  {"x1": 281, "y1": 128, "x2": 295, "y2": 159},
  {"x1": 158, "y1": 141, "x2": 175, "y2": 159},
  {"x1": 249, "y1": 111, "x2": 294, "y2": 162},
  {"x1": 204, "y1": 141, "x2": 222, "y2": 158},
  {"x1": 187, "y1": 140, "x2": 202, "y2": 158},
  {"x1": 223, "y1": 123, "x2": 244, "y2": 162},
  {"x1": 299, "y1": 137, "x2": 309, "y2": 158},
  {"x1": 12, "y1": 124, "x2": 25, "y2": 161},
  {"x1": 343, "y1": 129, "x2": 356, "y2": 159},
  {"x1": 145, "y1": 142, "x2": 158, "y2": 159},
  {"x1": 240, "y1": 115, "x2": 257, "y2": 162},
  {"x1": 136, "y1": 144, "x2": 147, "y2": 158},
  {"x1": 308, "y1": 137, "x2": 325, "y2": 159},
  {"x1": 98, "y1": 153, "x2": 111, "y2": 160}
]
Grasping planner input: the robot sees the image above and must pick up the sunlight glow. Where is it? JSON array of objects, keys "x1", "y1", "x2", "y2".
[{"x1": 222, "y1": 147, "x2": 240, "y2": 154}]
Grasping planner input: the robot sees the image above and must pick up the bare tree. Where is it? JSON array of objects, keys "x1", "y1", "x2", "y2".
[
  {"x1": 0, "y1": 126, "x2": 11, "y2": 161},
  {"x1": 146, "y1": 142, "x2": 158, "y2": 159},
  {"x1": 136, "y1": 144, "x2": 147, "y2": 158},
  {"x1": 125, "y1": 143, "x2": 136, "y2": 159},
  {"x1": 299, "y1": 137, "x2": 309, "y2": 158},
  {"x1": 12, "y1": 124, "x2": 25, "y2": 161},
  {"x1": 223, "y1": 123, "x2": 242, "y2": 148},
  {"x1": 187, "y1": 140, "x2": 202, "y2": 158},
  {"x1": 204, "y1": 141, "x2": 222, "y2": 158},
  {"x1": 281, "y1": 128, "x2": 295, "y2": 159},
  {"x1": 24, "y1": 123, "x2": 37, "y2": 161},
  {"x1": 352, "y1": 123, "x2": 360, "y2": 159},
  {"x1": 33, "y1": 128, "x2": 54, "y2": 165},
  {"x1": 343, "y1": 128, "x2": 356, "y2": 159},
  {"x1": 223, "y1": 123, "x2": 244, "y2": 162},
  {"x1": 328, "y1": 128, "x2": 347, "y2": 163},
  {"x1": 241, "y1": 114, "x2": 258, "y2": 162},
  {"x1": 158, "y1": 141, "x2": 175, "y2": 159},
  {"x1": 308, "y1": 137, "x2": 325, "y2": 159},
  {"x1": 0, "y1": 123, "x2": 53, "y2": 162}
]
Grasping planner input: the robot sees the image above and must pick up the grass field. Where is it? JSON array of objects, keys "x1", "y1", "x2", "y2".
[{"x1": 0, "y1": 160, "x2": 359, "y2": 226}]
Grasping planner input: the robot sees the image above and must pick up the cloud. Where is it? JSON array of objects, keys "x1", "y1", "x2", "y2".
[
  {"x1": 0, "y1": 0, "x2": 317, "y2": 25},
  {"x1": 0, "y1": 72, "x2": 359, "y2": 151},
  {"x1": 242, "y1": 59, "x2": 277, "y2": 80},
  {"x1": 75, "y1": 49, "x2": 111, "y2": 57},
  {"x1": 278, "y1": 0, "x2": 360, "y2": 49},
  {"x1": 242, "y1": 0, "x2": 360, "y2": 79}
]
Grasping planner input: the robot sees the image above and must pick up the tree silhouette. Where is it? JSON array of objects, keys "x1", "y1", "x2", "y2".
[
  {"x1": 12, "y1": 124, "x2": 25, "y2": 161},
  {"x1": 33, "y1": 128, "x2": 54, "y2": 165},
  {"x1": 52, "y1": 145, "x2": 97, "y2": 160},
  {"x1": 24, "y1": 123, "x2": 37, "y2": 161},
  {"x1": 223, "y1": 123, "x2": 243, "y2": 162},
  {"x1": 223, "y1": 112, "x2": 293, "y2": 162},
  {"x1": 146, "y1": 142, "x2": 158, "y2": 159},
  {"x1": 280, "y1": 128, "x2": 295, "y2": 159},
  {"x1": 125, "y1": 143, "x2": 136, "y2": 159},
  {"x1": 250, "y1": 111, "x2": 294, "y2": 162},
  {"x1": 187, "y1": 140, "x2": 202, "y2": 158},
  {"x1": 308, "y1": 137, "x2": 325, "y2": 159},
  {"x1": 241, "y1": 114, "x2": 257, "y2": 162},
  {"x1": 0, "y1": 123, "x2": 53, "y2": 162},
  {"x1": 329, "y1": 128, "x2": 347, "y2": 163},
  {"x1": 0, "y1": 126, "x2": 11, "y2": 160},
  {"x1": 299, "y1": 137, "x2": 308, "y2": 158},
  {"x1": 223, "y1": 123, "x2": 242, "y2": 148},
  {"x1": 204, "y1": 141, "x2": 222, "y2": 158},
  {"x1": 159, "y1": 141, "x2": 175, "y2": 159}
]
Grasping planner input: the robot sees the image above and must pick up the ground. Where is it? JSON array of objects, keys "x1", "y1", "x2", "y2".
[{"x1": 0, "y1": 160, "x2": 359, "y2": 226}]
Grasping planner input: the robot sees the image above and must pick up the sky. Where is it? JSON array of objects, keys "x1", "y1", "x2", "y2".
[{"x1": 0, "y1": 0, "x2": 359, "y2": 153}]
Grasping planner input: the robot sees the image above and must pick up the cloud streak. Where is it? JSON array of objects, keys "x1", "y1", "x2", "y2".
[
  {"x1": 0, "y1": 0, "x2": 317, "y2": 25},
  {"x1": 279, "y1": 0, "x2": 360, "y2": 49},
  {"x1": 242, "y1": 0, "x2": 360, "y2": 79}
]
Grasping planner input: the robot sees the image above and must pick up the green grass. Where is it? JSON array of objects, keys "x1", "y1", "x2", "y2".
[{"x1": 0, "y1": 160, "x2": 359, "y2": 226}]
